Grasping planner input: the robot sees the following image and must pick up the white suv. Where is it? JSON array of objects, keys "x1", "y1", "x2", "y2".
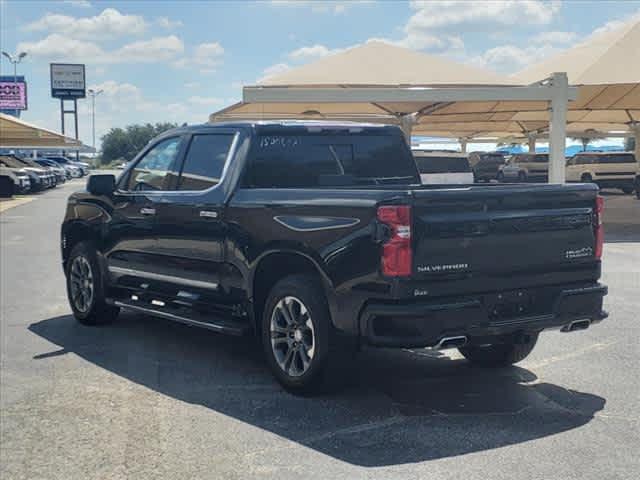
[
  {"x1": 412, "y1": 150, "x2": 474, "y2": 184},
  {"x1": 566, "y1": 151, "x2": 636, "y2": 194}
]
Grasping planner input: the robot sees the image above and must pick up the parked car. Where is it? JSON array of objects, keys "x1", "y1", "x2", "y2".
[
  {"x1": 566, "y1": 151, "x2": 636, "y2": 194},
  {"x1": 61, "y1": 121, "x2": 608, "y2": 394},
  {"x1": 44, "y1": 156, "x2": 88, "y2": 176},
  {"x1": 412, "y1": 150, "x2": 474, "y2": 184},
  {"x1": 0, "y1": 160, "x2": 31, "y2": 197},
  {"x1": 635, "y1": 171, "x2": 640, "y2": 199},
  {"x1": 35, "y1": 159, "x2": 66, "y2": 184},
  {"x1": 0, "y1": 155, "x2": 52, "y2": 190},
  {"x1": 12, "y1": 156, "x2": 58, "y2": 188},
  {"x1": 468, "y1": 151, "x2": 506, "y2": 182},
  {"x1": 498, "y1": 153, "x2": 548, "y2": 182}
]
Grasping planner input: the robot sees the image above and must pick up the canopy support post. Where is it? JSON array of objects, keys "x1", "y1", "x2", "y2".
[
  {"x1": 548, "y1": 72, "x2": 568, "y2": 183},
  {"x1": 528, "y1": 133, "x2": 537, "y2": 153},
  {"x1": 632, "y1": 123, "x2": 640, "y2": 176},
  {"x1": 400, "y1": 113, "x2": 417, "y2": 145},
  {"x1": 459, "y1": 138, "x2": 468, "y2": 153}
]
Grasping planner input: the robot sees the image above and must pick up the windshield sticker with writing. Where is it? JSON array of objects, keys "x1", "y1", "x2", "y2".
[{"x1": 259, "y1": 136, "x2": 300, "y2": 148}]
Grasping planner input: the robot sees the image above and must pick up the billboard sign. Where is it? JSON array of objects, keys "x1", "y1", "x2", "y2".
[
  {"x1": 50, "y1": 63, "x2": 86, "y2": 98},
  {"x1": 0, "y1": 77, "x2": 27, "y2": 110}
]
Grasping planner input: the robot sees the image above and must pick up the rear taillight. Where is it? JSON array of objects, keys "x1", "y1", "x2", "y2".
[
  {"x1": 594, "y1": 195, "x2": 604, "y2": 259},
  {"x1": 377, "y1": 205, "x2": 412, "y2": 276}
]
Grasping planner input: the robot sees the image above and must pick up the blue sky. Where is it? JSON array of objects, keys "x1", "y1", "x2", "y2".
[{"x1": 1, "y1": 0, "x2": 639, "y2": 147}]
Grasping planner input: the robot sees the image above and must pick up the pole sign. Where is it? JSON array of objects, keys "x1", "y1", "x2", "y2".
[
  {"x1": 0, "y1": 76, "x2": 27, "y2": 111},
  {"x1": 50, "y1": 63, "x2": 86, "y2": 98}
]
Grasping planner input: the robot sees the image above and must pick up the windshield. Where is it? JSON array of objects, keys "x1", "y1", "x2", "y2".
[
  {"x1": 0, "y1": 156, "x2": 29, "y2": 169},
  {"x1": 414, "y1": 155, "x2": 471, "y2": 173}
]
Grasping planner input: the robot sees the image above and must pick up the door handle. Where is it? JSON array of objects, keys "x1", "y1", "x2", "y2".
[
  {"x1": 199, "y1": 210, "x2": 218, "y2": 219},
  {"x1": 140, "y1": 207, "x2": 156, "y2": 216}
]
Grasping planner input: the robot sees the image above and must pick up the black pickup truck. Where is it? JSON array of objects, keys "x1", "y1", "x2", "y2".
[{"x1": 61, "y1": 121, "x2": 608, "y2": 393}]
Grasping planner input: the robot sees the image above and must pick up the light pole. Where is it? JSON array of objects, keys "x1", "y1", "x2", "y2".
[
  {"x1": 1, "y1": 51, "x2": 27, "y2": 117},
  {"x1": 87, "y1": 88, "x2": 103, "y2": 154}
]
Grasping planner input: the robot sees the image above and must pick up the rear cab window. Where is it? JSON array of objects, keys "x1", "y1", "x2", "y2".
[{"x1": 244, "y1": 130, "x2": 418, "y2": 188}]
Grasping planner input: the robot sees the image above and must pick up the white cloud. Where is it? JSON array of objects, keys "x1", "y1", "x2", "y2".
[
  {"x1": 532, "y1": 31, "x2": 577, "y2": 45},
  {"x1": 173, "y1": 42, "x2": 225, "y2": 73},
  {"x1": 62, "y1": 0, "x2": 92, "y2": 7},
  {"x1": 471, "y1": 43, "x2": 559, "y2": 73},
  {"x1": 116, "y1": 35, "x2": 184, "y2": 62},
  {"x1": 18, "y1": 34, "x2": 105, "y2": 61},
  {"x1": 288, "y1": 44, "x2": 344, "y2": 61},
  {"x1": 156, "y1": 16, "x2": 183, "y2": 29},
  {"x1": 184, "y1": 82, "x2": 201, "y2": 89},
  {"x1": 258, "y1": 63, "x2": 291, "y2": 82},
  {"x1": 87, "y1": 80, "x2": 155, "y2": 112},
  {"x1": 18, "y1": 34, "x2": 184, "y2": 64},
  {"x1": 270, "y1": 0, "x2": 373, "y2": 15},
  {"x1": 407, "y1": 0, "x2": 560, "y2": 30},
  {"x1": 24, "y1": 8, "x2": 147, "y2": 39}
]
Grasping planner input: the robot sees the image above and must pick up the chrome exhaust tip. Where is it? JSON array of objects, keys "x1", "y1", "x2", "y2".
[
  {"x1": 433, "y1": 335, "x2": 467, "y2": 350},
  {"x1": 561, "y1": 319, "x2": 591, "y2": 332}
]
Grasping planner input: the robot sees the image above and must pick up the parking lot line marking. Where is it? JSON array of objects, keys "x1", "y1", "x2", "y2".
[
  {"x1": 526, "y1": 340, "x2": 617, "y2": 370},
  {"x1": 0, "y1": 197, "x2": 36, "y2": 213}
]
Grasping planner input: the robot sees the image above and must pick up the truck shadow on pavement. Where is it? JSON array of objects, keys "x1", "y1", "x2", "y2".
[{"x1": 29, "y1": 313, "x2": 606, "y2": 467}]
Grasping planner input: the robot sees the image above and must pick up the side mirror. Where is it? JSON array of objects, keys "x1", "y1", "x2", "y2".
[{"x1": 87, "y1": 174, "x2": 116, "y2": 195}]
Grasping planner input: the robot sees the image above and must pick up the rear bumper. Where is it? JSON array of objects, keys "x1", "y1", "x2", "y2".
[{"x1": 359, "y1": 283, "x2": 608, "y2": 348}]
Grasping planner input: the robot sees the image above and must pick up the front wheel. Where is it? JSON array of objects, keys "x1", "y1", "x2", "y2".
[
  {"x1": 459, "y1": 334, "x2": 538, "y2": 367},
  {"x1": 261, "y1": 274, "x2": 348, "y2": 395},
  {"x1": 66, "y1": 242, "x2": 119, "y2": 325},
  {"x1": 621, "y1": 186, "x2": 634, "y2": 194},
  {"x1": 496, "y1": 172, "x2": 505, "y2": 182}
]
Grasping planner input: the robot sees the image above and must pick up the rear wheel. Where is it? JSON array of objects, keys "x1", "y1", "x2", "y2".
[
  {"x1": 261, "y1": 274, "x2": 349, "y2": 394},
  {"x1": 66, "y1": 242, "x2": 119, "y2": 325},
  {"x1": 496, "y1": 171, "x2": 505, "y2": 182},
  {"x1": 621, "y1": 186, "x2": 633, "y2": 194},
  {"x1": 459, "y1": 334, "x2": 538, "y2": 367},
  {"x1": 517, "y1": 171, "x2": 527, "y2": 182}
]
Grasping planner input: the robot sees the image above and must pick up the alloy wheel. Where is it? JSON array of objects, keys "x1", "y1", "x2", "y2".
[
  {"x1": 69, "y1": 256, "x2": 94, "y2": 313},
  {"x1": 270, "y1": 296, "x2": 316, "y2": 377}
]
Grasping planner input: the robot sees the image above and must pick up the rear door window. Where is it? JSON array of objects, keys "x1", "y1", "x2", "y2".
[
  {"x1": 599, "y1": 153, "x2": 636, "y2": 164},
  {"x1": 177, "y1": 134, "x2": 235, "y2": 190}
]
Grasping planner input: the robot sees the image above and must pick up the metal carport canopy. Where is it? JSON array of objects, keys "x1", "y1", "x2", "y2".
[
  {"x1": 0, "y1": 113, "x2": 93, "y2": 152},
  {"x1": 242, "y1": 75, "x2": 577, "y2": 183}
]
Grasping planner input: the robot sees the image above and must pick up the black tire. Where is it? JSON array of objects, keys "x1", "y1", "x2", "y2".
[
  {"x1": 459, "y1": 334, "x2": 538, "y2": 368},
  {"x1": 261, "y1": 274, "x2": 351, "y2": 395},
  {"x1": 496, "y1": 172, "x2": 505, "y2": 182},
  {"x1": 66, "y1": 242, "x2": 119, "y2": 325},
  {"x1": 517, "y1": 171, "x2": 527, "y2": 182},
  {"x1": 621, "y1": 186, "x2": 633, "y2": 194},
  {"x1": 0, "y1": 177, "x2": 13, "y2": 198}
]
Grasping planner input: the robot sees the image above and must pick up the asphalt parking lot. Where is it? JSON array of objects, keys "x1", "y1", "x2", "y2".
[{"x1": 1, "y1": 180, "x2": 638, "y2": 480}]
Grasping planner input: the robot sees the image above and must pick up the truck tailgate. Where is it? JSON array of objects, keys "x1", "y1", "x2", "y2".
[{"x1": 411, "y1": 184, "x2": 600, "y2": 281}]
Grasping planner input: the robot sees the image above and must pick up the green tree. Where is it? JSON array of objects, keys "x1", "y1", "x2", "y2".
[
  {"x1": 624, "y1": 136, "x2": 636, "y2": 152},
  {"x1": 100, "y1": 122, "x2": 178, "y2": 164}
]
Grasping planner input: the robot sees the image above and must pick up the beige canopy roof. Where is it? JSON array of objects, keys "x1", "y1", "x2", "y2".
[
  {"x1": 0, "y1": 113, "x2": 91, "y2": 150},
  {"x1": 413, "y1": 18, "x2": 640, "y2": 139},
  {"x1": 211, "y1": 41, "x2": 513, "y2": 122}
]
